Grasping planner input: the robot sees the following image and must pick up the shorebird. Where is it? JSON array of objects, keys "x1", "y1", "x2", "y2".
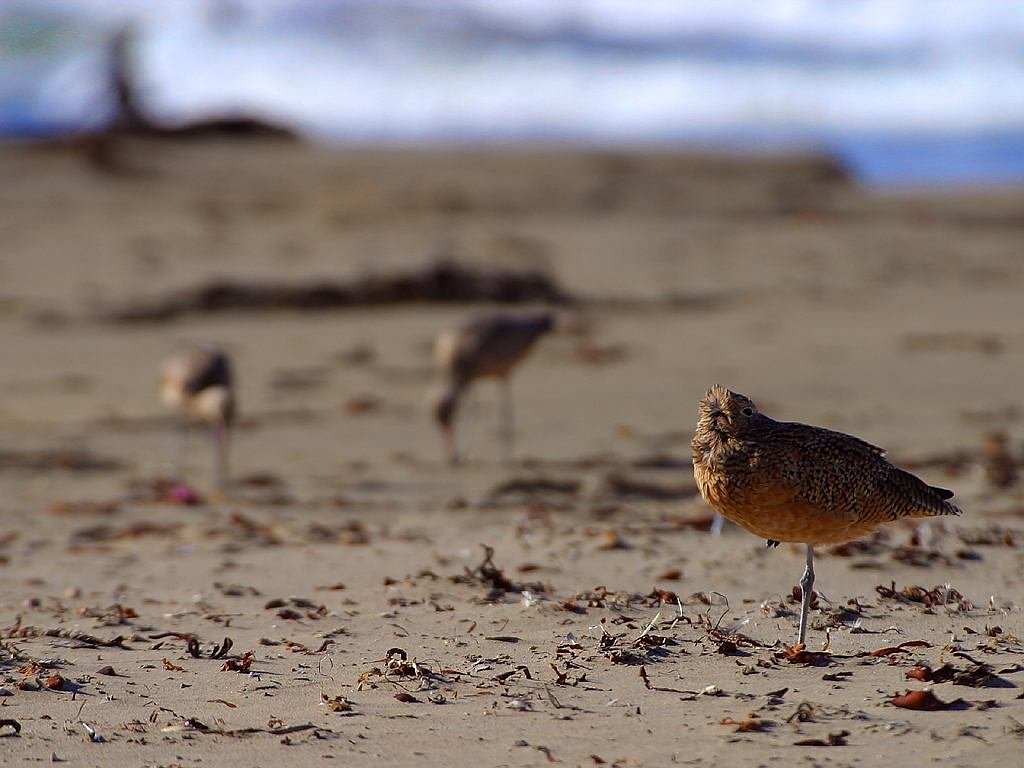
[
  {"x1": 432, "y1": 311, "x2": 555, "y2": 464},
  {"x1": 691, "y1": 385, "x2": 962, "y2": 645},
  {"x1": 160, "y1": 342, "x2": 235, "y2": 491}
]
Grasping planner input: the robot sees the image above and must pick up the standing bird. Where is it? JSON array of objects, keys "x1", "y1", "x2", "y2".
[
  {"x1": 432, "y1": 311, "x2": 555, "y2": 464},
  {"x1": 160, "y1": 342, "x2": 236, "y2": 491},
  {"x1": 691, "y1": 385, "x2": 962, "y2": 645}
]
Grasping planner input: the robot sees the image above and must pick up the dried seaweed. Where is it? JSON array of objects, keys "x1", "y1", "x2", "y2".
[
  {"x1": 875, "y1": 582, "x2": 974, "y2": 610},
  {"x1": 451, "y1": 545, "x2": 548, "y2": 600},
  {"x1": 98, "y1": 261, "x2": 573, "y2": 323},
  {"x1": 0, "y1": 447, "x2": 122, "y2": 473},
  {"x1": 890, "y1": 689, "x2": 968, "y2": 711}
]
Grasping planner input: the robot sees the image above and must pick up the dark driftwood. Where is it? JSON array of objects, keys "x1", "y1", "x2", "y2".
[{"x1": 98, "y1": 262, "x2": 574, "y2": 323}]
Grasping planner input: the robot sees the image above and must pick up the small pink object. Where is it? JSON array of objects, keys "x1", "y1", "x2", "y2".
[{"x1": 168, "y1": 483, "x2": 203, "y2": 505}]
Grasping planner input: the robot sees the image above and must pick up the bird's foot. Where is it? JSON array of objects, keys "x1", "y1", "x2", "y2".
[{"x1": 766, "y1": 539, "x2": 780, "y2": 548}]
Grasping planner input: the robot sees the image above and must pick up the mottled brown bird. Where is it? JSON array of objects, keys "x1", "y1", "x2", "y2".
[
  {"x1": 692, "y1": 384, "x2": 962, "y2": 645},
  {"x1": 432, "y1": 311, "x2": 555, "y2": 464},
  {"x1": 160, "y1": 342, "x2": 236, "y2": 491}
]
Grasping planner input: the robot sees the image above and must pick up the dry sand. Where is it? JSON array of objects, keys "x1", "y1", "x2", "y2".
[{"x1": 0, "y1": 137, "x2": 1023, "y2": 766}]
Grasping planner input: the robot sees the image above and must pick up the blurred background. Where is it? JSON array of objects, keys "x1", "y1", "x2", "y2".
[
  {"x1": 4, "y1": 0, "x2": 1024, "y2": 186},
  {"x1": 1, "y1": 0, "x2": 1022, "y2": 496}
]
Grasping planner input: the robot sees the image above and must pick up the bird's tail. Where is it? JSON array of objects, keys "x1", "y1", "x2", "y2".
[{"x1": 898, "y1": 470, "x2": 963, "y2": 517}]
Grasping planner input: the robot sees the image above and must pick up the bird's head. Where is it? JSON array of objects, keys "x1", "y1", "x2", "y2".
[
  {"x1": 697, "y1": 384, "x2": 761, "y2": 439},
  {"x1": 533, "y1": 311, "x2": 557, "y2": 334},
  {"x1": 433, "y1": 388, "x2": 457, "y2": 428}
]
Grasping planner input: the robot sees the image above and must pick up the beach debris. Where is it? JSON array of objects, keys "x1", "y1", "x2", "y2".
[
  {"x1": 356, "y1": 647, "x2": 454, "y2": 694},
  {"x1": 227, "y1": 512, "x2": 282, "y2": 546},
  {"x1": 4, "y1": 623, "x2": 127, "y2": 648},
  {"x1": 637, "y1": 666, "x2": 695, "y2": 695},
  {"x1": 220, "y1": 652, "x2": 254, "y2": 673},
  {"x1": 956, "y1": 525, "x2": 1021, "y2": 547},
  {"x1": 124, "y1": 476, "x2": 206, "y2": 505},
  {"x1": 48, "y1": 500, "x2": 120, "y2": 516},
  {"x1": 97, "y1": 261, "x2": 573, "y2": 323},
  {"x1": 79, "y1": 603, "x2": 138, "y2": 626},
  {"x1": 720, "y1": 717, "x2": 773, "y2": 733},
  {"x1": 905, "y1": 654, "x2": 1003, "y2": 688},
  {"x1": 595, "y1": 529, "x2": 629, "y2": 551},
  {"x1": 574, "y1": 341, "x2": 629, "y2": 366},
  {"x1": 486, "y1": 475, "x2": 580, "y2": 501},
  {"x1": 168, "y1": 483, "x2": 203, "y2": 505},
  {"x1": 69, "y1": 522, "x2": 183, "y2": 547},
  {"x1": 452, "y1": 545, "x2": 548, "y2": 601},
  {"x1": 305, "y1": 520, "x2": 370, "y2": 545},
  {"x1": 865, "y1": 640, "x2": 931, "y2": 657},
  {"x1": 80, "y1": 722, "x2": 103, "y2": 743},
  {"x1": 0, "y1": 719, "x2": 20, "y2": 736},
  {"x1": 0, "y1": 447, "x2": 122, "y2": 473},
  {"x1": 186, "y1": 636, "x2": 234, "y2": 659},
  {"x1": 321, "y1": 694, "x2": 354, "y2": 713},
  {"x1": 344, "y1": 395, "x2": 383, "y2": 415},
  {"x1": 785, "y1": 702, "x2": 817, "y2": 724},
  {"x1": 793, "y1": 730, "x2": 850, "y2": 747},
  {"x1": 777, "y1": 644, "x2": 832, "y2": 666},
  {"x1": 890, "y1": 689, "x2": 966, "y2": 711},
  {"x1": 875, "y1": 582, "x2": 974, "y2": 611},
  {"x1": 264, "y1": 596, "x2": 327, "y2": 621},
  {"x1": 214, "y1": 582, "x2": 263, "y2": 597},
  {"x1": 586, "y1": 471, "x2": 698, "y2": 502}
]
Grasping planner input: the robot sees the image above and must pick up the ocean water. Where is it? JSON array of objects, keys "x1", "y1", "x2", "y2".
[{"x1": 2, "y1": 0, "x2": 1023, "y2": 186}]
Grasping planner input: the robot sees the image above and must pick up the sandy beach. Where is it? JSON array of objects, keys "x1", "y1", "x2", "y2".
[{"x1": 0, "y1": 136, "x2": 1023, "y2": 766}]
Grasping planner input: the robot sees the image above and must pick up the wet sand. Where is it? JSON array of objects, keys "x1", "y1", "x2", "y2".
[{"x1": 0, "y1": 137, "x2": 1023, "y2": 766}]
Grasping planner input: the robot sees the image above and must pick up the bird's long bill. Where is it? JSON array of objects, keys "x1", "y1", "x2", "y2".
[{"x1": 212, "y1": 422, "x2": 230, "y2": 492}]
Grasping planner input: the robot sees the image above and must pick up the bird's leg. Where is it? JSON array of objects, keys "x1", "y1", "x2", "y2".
[
  {"x1": 442, "y1": 424, "x2": 461, "y2": 466},
  {"x1": 797, "y1": 544, "x2": 815, "y2": 646},
  {"x1": 499, "y1": 378, "x2": 515, "y2": 462},
  {"x1": 212, "y1": 421, "x2": 230, "y2": 494},
  {"x1": 172, "y1": 419, "x2": 188, "y2": 480},
  {"x1": 709, "y1": 514, "x2": 725, "y2": 536}
]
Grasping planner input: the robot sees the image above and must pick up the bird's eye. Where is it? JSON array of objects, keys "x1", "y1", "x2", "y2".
[{"x1": 740, "y1": 406, "x2": 754, "y2": 417}]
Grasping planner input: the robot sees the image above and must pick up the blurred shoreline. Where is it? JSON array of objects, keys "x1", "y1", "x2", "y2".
[{"x1": 4, "y1": 0, "x2": 1024, "y2": 188}]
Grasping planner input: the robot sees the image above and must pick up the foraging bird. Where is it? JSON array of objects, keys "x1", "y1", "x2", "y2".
[
  {"x1": 160, "y1": 342, "x2": 235, "y2": 491},
  {"x1": 432, "y1": 311, "x2": 555, "y2": 464},
  {"x1": 691, "y1": 385, "x2": 962, "y2": 645}
]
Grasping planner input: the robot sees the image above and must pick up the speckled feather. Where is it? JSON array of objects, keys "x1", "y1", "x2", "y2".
[
  {"x1": 435, "y1": 312, "x2": 554, "y2": 385},
  {"x1": 692, "y1": 385, "x2": 962, "y2": 545},
  {"x1": 162, "y1": 344, "x2": 232, "y2": 396},
  {"x1": 160, "y1": 342, "x2": 235, "y2": 424}
]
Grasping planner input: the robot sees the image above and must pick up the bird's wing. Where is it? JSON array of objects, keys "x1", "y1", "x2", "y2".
[
  {"x1": 182, "y1": 349, "x2": 232, "y2": 394},
  {"x1": 769, "y1": 423, "x2": 960, "y2": 519}
]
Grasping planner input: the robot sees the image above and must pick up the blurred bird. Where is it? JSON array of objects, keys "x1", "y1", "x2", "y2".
[
  {"x1": 432, "y1": 311, "x2": 555, "y2": 464},
  {"x1": 691, "y1": 384, "x2": 962, "y2": 645},
  {"x1": 160, "y1": 342, "x2": 235, "y2": 491}
]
